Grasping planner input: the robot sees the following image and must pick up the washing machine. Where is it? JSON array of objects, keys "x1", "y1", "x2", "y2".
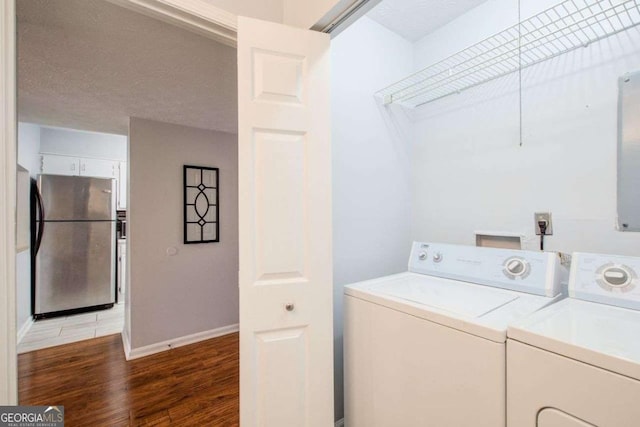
[
  {"x1": 344, "y1": 242, "x2": 568, "y2": 427},
  {"x1": 507, "y1": 251, "x2": 640, "y2": 426}
]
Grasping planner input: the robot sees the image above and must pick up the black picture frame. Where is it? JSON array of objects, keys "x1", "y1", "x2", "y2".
[{"x1": 183, "y1": 165, "x2": 219, "y2": 244}]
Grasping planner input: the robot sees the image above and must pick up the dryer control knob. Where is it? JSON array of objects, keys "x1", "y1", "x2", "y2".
[
  {"x1": 603, "y1": 267, "x2": 630, "y2": 286},
  {"x1": 418, "y1": 251, "x2": 427, "y2": 261},
  {"x1": 433, "y1": 253, "x2": 443, "y2": 263},
  {"x1": 597, "y1": 264, "x2": 636, "y2": 292}
]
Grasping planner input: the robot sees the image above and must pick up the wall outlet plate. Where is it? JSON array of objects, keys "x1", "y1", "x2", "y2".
[{"x1": 534, "y1": 212, "x2": 553, "y2": 235}]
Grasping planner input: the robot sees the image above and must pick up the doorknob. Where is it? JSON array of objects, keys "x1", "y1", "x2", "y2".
[{"x1": 285, "y1": 303, "x2": 294, "y2": 312}]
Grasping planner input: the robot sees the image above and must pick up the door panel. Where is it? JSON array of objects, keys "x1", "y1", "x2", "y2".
[
  {"x1": 238, "y1": 16, "x2": 333, "y2": 427},
  {"x1": 255, "y1": 327, "x2": 308, "y2": 425},
  {"x1": 254, "y1": 130, "x2": 306, "y2": 282},
  {"x1": 35, "y1": 221, "x2": 115, "y2": 314}
]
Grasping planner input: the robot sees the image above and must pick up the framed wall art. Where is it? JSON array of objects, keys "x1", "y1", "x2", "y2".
[{"x1": 184, "y1": 165, "x2": 219, "y2": 243}]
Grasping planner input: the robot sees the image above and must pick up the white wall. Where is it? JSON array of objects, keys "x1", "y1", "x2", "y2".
[
  {"x1": 40, "y1": 126, "x2": 127, "y2": 161},
  {"x1": 16, "y1": 122, "x2": 41, "y2": 335},
  {"x1": 410, "y1": 0, "x2": 640, "y2": 255},
  {"x1": 331, "y1": 16, "x2": 413, "y2": 420},
  {"x1": 17, "y1": 123, "x2": 41, "y2": 176},
  {"x1": 128, "y1": 118, "x2": 238, "y2": 349}
]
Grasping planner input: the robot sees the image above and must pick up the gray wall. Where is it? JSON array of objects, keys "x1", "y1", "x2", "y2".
[
  {"x1": 128, "y1": 118, "x2": 238, "y2": 349},
  {"x1": 16, "y1": 122, "x2": 41, "y2": 334},
  {"x1": 331, "y1": 16, "x2": 414, "y2": 420}
]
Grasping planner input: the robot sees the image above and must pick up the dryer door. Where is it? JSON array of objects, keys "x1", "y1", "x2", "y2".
[{"x1": 538, "y1": 408, "x2": 595, "y2": 426}]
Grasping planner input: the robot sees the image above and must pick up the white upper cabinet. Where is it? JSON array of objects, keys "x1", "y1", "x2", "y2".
[
  {"x1": 41, "y1": 154, "x2": 117, "y2": 179},
  {"x1": 41, "y1": 154, "x2": 79, "y2": 176},
  {"x1": 79, "y1": 157, "x2": 117, "y2": 179}
]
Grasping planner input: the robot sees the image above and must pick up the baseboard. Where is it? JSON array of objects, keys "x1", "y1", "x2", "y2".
[
  {"x1": 125, "y1": 323, "x2": 239, "y2": 361},
  {"x1": 16, "y1": 318, "x2": 34, "y2": 344},
  {"x1": 335, "y1": 419, "x2": 344, "y2": 427}
]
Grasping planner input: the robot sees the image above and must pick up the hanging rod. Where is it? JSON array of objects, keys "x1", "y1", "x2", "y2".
[{"x1": 376, "y1": 0, "x2": 640, "y2": 107}]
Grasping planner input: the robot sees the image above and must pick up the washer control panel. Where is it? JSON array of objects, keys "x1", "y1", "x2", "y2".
[
  {"x1": 569, "y1": 252, "x2": 640, "y2": 310},
  {"x1": 503, "y1": 257, "x2": 531, "y2": 279},
  {"x1": 408, "y1": 242, "x2": 566, "y2": 297}
]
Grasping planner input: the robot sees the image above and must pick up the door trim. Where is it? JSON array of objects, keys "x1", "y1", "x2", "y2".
[
  {"x1": 1, "y1": 0, "x2": 353, "y2": 405},
  {"x1": 105, "y1": 0, "x2": 238, "y2": 47},
  {"x1": 1, "y1": 0, "x2": 239, "y2": 403},
  {"x1": 0, "y1": 0, "x2": 17, "y2": 405}
]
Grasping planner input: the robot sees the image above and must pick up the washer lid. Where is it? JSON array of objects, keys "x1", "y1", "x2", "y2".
[
  {"x1": 345, "y1": 272, "x2": 557, "y2": 343},
  {"x1": 508, "y1": 299, "x2": 640, "y2": 381},
  {"x1": 371, "y1": 275, "x2": 518, "y2": 318}
]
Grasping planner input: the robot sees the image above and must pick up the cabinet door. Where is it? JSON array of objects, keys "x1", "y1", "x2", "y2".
[
  {"x1": 41, "y1": 154, "x2": 79, "y2": 176},
  {"x1": 79, "y1": 158, "x2": 117, "y2": 178},
  {"x1": 117, "y1": 161, "x2": 127, "y2": 210}
]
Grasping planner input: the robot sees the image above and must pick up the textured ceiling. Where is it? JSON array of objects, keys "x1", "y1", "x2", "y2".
[
  {"x1": 367, "y1": 0, "x2": 489, "y2": 42},
  {"x1": 17, "y1": 0, "x2": 237, "y2": 135}
]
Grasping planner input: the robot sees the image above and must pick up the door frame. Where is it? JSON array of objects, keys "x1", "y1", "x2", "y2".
[
  {"x1": 0, "y1": 0, "x2": 360, "y2": 405},
  {"x1": 0, "y1": 0, "x2": 238, "y2": 404},
  {"x1": 0, "y1": 0, "x2": 18, "y2": 406}
]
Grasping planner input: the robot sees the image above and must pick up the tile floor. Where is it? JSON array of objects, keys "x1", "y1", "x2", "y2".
[{"x1": 18, "y1": 303, "x2": 124, "y2": 354}]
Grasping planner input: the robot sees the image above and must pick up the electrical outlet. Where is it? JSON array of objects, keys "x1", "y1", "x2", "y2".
[{"x1": 534, "y1": 212, "x2": 553, "y2": 235}]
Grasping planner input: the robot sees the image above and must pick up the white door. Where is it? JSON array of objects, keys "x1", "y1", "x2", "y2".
[{"x1": 237, "y1": 17, "x2": 333, "y2": 427}]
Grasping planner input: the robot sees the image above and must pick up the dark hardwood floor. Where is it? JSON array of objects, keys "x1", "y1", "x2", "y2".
[{"x1": 19, "y1": 332, "x2": 239, "y2": 426}]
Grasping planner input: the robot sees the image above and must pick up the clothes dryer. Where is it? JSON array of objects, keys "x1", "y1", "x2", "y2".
[{"x1": 508, "y1": 252, "x2": 640, "y2": 426}]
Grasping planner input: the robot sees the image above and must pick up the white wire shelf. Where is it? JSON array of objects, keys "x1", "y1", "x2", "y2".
[{"x1": 376, "y1": 0, "x2": 640, "y2": 107}]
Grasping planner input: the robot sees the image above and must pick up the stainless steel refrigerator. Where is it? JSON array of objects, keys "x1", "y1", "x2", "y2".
[{"x1": 32, "y1": 174, "x2": 116, "y2": 318}]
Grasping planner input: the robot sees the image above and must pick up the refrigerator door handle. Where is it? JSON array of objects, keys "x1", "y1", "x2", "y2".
[{"x1": 35, "y1": 185, "x2": 45, "y2": 255}]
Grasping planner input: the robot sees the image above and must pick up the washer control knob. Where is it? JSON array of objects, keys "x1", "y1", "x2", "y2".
[
  {"x1": 433, "y1": 253, "x2": 443, "y2": 263},
  {"x1": 504, "y1": 257, "x2": 530, "y2": 278},
  {"x1": 418, "y1": 251, "x2": 427, "y2": 261}
]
